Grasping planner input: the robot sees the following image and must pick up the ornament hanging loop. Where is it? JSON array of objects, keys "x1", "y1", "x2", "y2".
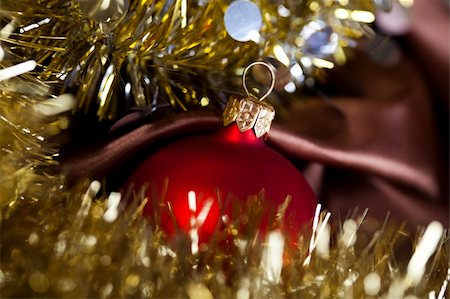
[
  {"x1": 223, "y1": 61, "x2": 276, "y2": 138},
  {"x1": 242, "y1": 61, "x2": 276, "y2": 102}
]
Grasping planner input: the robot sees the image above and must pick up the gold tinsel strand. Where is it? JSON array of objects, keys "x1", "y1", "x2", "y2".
[
  {"x1": 1, "y1": 0, "x2": 376, "y2": 120},
  {"x1": 0, "y1": 71, "x2": 63, "y2": 210},
  {"x1": 0, "y1": 179, "x2": 448, "y2": 297}
]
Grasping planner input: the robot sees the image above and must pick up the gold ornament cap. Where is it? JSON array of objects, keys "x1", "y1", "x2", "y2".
[{"x1": 223, "y1": 61, "x2": 276, "y2": 138}]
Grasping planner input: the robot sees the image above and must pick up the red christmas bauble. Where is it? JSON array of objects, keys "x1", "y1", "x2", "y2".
[{"x1": 127, "y1": 124, "x2": 316, "y2": 242}]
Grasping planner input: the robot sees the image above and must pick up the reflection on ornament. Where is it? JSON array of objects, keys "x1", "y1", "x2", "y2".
[
  {"x1": 333, "y1": 9, "x2": 376, "y2": 23},
  {"x1": 300, "y1": 20, "x2": 338, "y2": 58},
  {"x1": 78, "y1": 0, "x2": 129, "y2": 23},
  {"x1": 224, "y1": 0, "x2": 262, "y2": 42},
  {"x1": 375, "y1": 0, "x2": 411, "y2": 36},
  {"x1": 372, "y1": 0, "x2": 393, "y2": 12},
  {"x1": 290, "y1": 63, "x2": 305, "y2": 83}
]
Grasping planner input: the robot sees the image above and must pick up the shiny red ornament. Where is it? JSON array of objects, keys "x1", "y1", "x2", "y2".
[{"x1": 127, "y1": 124, "x2": 316, "y2": 242}]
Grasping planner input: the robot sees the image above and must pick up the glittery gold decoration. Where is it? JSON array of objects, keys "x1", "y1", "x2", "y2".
[
  {"x1": 254, "y1": 101, "x2": 275, "y2": 138},
  {"x1": 1, "y1": 178, "x2": 449, "y2": 298},
  {"x1": 0, "y1": 75, "x2": 448, "y2": 298},
  {"x1": 235, "y1": 97, "x2": 262, "y2": 132},
  {"x1": 223, "y1": 96, "x2": 275, "y2": 138},
  {"x1": 1, "y1": 2, "x2": 449, "y2": 299},
  {"x1": 0, "y1": 72, "x2": 64, "y2": 212},
  {"x1": 222, "y1": 96, "x2": 240, "y2": 126},
  {"x1": 0, "y1": 0, "x2": 378, "y2": 120}
]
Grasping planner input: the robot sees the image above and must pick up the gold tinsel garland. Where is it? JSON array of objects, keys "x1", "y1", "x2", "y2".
[
  {"x1": 0, "y1": 74, "x2": 449, "y2": 298},
  {"x1": 0, "y1": 0, "x2": 449, "y2": 298},
  {"x1": 1, "y1": 0, "x2": 375, "y2": 120}
]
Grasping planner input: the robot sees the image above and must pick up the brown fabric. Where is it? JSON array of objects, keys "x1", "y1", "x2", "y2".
[
  {"x1": 62, "y1": 0, "x2": 449, "y2": 227},
  {"x1": 62, "y1": 111, "x2": 223, "y2": 180},
  {"x1": 408, "y1": 0, "x2": 449, "y2": 106},
  {"x1": 267, "y1": 55, "x2": 448, "y2": 226}
]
